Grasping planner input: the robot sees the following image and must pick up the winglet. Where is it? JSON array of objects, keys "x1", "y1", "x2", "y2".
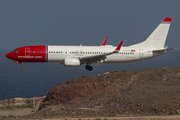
[
  {"x1": 101, "y1": 36, "x2": 108, "y2": 46},
  {"x1": 114, "y1": 41, "x2": 123, "y2": 53},
  {"x1": 162, "y1": 17, "x2": 172, "y2": 22}
]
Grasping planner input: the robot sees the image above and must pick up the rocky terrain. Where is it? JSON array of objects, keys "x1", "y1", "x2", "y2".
[
  {"x1": 12, "y1": 66, "x2": 180, "y2": 118},
  {"x1": 0, "y1": 97, "x2": 44, "y2": 111}
]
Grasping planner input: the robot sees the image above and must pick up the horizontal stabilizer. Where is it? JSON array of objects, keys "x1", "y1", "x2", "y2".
[{"x1": 152, "y1": 48, "x2": 175, "y2": 52}]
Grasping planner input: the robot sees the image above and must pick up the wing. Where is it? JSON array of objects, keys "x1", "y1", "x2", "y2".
[{"x1": 80, "y1": 41, "x2": 123, "y2": 64}]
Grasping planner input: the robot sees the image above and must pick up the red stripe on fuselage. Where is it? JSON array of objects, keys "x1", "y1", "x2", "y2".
[{"x1": 6, "y1": 46, "x2": 47, "y2": 62}]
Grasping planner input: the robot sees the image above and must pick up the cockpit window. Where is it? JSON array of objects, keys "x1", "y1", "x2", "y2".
[{"x1": 12, "y1": 50, "x2": 19, "y2": 53}]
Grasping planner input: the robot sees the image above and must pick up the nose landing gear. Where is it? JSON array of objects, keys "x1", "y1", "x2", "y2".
[
  {"x1": 15, "y1": 61, "x2": 24, "y2": 69},
  {"x1": 85, "y1": 64, "x2": 93, "y2": 71},
  {"x1": 21, "y1": 64, "x2": 24, "y2": 69}
]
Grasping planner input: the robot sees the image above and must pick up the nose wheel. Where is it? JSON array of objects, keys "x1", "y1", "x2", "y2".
[
  {"x1": 85, "y1": 64, "x2": 93, "y2": 71},
  {"x1": 21, "y1": 65, "x2": 24, "y2": 69},
  {"x1": 15, "y1": 61, "x2": 24, "y2": 69}
]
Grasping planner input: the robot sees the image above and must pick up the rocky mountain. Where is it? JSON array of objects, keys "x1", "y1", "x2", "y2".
[{"x1": 24, "y1": 66, "x2": 180, "y2": 118}]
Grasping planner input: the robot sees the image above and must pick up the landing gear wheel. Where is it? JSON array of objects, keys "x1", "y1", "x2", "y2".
[
  {"x1": 21, "y1": 65, "x2": 24, "y2": 69},
  {"x1": 85, "y1": 65, "x2": 93, "y2": 71}
]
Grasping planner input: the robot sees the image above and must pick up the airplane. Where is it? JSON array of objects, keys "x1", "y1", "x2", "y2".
[{"x1": 6, "y1": 17, "x2": 173, "y2": 71}]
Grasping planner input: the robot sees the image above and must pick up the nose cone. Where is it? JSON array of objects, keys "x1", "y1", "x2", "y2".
[
  {"x1": 5, "y1": 52, "x2": 13, "y2": 60},
  {"x1": 6, "y1": 52, "x2": 10, "y2": 58}
]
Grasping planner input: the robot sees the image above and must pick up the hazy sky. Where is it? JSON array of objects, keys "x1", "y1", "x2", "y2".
[{"x1": 1, "y1": 0, "x2": 180, "y2": 50}]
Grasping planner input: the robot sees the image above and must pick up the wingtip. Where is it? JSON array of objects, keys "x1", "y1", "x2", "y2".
[
  {"x1": 101, "y1": 36, "x2": 108, "y2": 46},
  {"x1": 115, "y1": 41, "x2": 123, "y2": 51}
]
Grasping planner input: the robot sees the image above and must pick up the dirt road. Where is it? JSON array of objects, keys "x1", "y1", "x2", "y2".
[
  {"x1": 0, "y1": 109, "x2": 33, "y2": 116},
  {"x1": 0, "y1": 110, "x2": 180, "y2": 120}
]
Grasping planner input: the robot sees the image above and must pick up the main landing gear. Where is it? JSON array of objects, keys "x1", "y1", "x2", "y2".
[{"x1": 85, "y1": 64, "x2": 93, "y2": 71}]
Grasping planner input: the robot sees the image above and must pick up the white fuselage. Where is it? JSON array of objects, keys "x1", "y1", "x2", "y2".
[{"x1": 47, "y1": 45, "x2": 165, "y2": 64}]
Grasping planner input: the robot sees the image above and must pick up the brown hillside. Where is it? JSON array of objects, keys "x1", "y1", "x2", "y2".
[{"x1": 25, "y1": 66, "x2": 180, "y2": 118}]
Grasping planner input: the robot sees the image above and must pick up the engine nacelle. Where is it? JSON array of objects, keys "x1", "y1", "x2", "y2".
[{"x1": 64, "y1": 58, "x2": 81, "y2": 67}]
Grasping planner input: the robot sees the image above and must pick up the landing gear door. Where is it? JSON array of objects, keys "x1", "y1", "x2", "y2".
[{"x1": 139, "y1": 49, "x2": 143, "y2": 58}]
